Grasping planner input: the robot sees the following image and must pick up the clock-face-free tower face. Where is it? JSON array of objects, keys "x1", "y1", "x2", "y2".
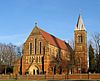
[{"x1": 74, "y1": 15, "x2": 88, "y2": 73}]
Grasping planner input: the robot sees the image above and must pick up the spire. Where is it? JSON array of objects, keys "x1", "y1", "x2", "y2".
[{"x1": 75, "y1": 15, "x2": 86, "y2": 31}]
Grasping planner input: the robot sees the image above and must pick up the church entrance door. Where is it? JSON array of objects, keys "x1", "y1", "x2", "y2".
[{"x1": 29, "y1": 65, "x2": 39, "y2": 75}]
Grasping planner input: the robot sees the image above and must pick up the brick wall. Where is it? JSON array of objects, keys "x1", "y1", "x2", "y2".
[{"x1": 0, "y1": 74, "x2": 100, "y2": 80}]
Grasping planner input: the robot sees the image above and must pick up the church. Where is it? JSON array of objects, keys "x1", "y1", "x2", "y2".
[{"x1": 14, "y1": 15, "x2": 88, "y2": 75}]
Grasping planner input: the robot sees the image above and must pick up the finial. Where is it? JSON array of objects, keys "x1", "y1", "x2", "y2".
[{"x1": 35, "y1": 22, "x2": 37, "y2": 27}]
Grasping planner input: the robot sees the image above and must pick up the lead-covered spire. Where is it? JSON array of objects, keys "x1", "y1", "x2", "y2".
[{"x1": 75, "y1": 15, "x2": 86, "y2": 31}]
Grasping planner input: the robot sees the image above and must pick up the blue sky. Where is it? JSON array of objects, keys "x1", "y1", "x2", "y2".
[{"x1": 0, "y1": 0, "x2": 100, "y2": 46}]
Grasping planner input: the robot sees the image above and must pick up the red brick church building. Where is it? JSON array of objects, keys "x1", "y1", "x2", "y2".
[{"x1": 14, "y1": 15, "x2": 88, "y2": 75}]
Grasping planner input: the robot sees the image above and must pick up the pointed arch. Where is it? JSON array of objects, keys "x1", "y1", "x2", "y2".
[{"x1": 78, "y1": 34, "x2": 83, "y2": 43}]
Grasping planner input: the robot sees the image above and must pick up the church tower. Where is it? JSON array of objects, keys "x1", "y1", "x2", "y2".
[{"x1": 74, "y1": 15, "x2": 88, "y2": 73}]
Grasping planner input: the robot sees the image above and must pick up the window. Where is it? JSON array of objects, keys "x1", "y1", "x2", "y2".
[
  {"x1": 29, "y1": 43, "x2": 32, "y2": 55},
  {"x1": 36, "y1": 56, "x2": 38, "y2": 63},
  {"x1": 40, "y1": 42, "x2": 42, "y2": 54},
  {"x1": 38, "y1": 56, "x2": 40, "y2": 63},
  {"x1": 78, "y1": 35, "x2": 83, "y2": 43},
  {"x1": 39, "y1": 57, "x2": 41, "y2": 63},
  {"x1": 32, "y1": 56, "x2": 35, "y2": 62},
  {"x1": 34, "y1": 39, "x2": 37, "y2": 54}
]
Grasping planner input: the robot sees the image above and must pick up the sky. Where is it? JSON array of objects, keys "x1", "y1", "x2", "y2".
[{"x1": 0, "y1": 0, "x2": 100, "y2": 46}]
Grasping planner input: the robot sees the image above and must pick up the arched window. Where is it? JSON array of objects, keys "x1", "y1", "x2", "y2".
[
  {"x1": 40, "y1": 42, "x2": 42, "y2": 54},
  {"x1": 78, "y1": 34, "x2": 83, "y2": 43},
  {"x1": 29, "y1": 43, "x2": 32, "y2": 55},
  {"x1": 34, "y1": 39, "x2": 37, "y2": 54}
]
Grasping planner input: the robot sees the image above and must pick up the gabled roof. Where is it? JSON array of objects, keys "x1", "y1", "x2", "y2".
[
  {"x1": 75, "y1": 15, "x2": 86, "y2": 31},
  {"x1": 35, "y1": 27, "x2": 69, "y2": 50}
]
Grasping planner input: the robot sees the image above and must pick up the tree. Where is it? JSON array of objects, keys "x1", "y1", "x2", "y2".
[
  {"x1": 92, "y1": 32, "x2": 100, "y2": 73},
  {"x1": 68, "y1": 39, "x2": 75, "y2": 50},
  {"x1": 0, "y1": 43, "x2": 21, "y2": 74},
  {"x1": 16, "y1": 46, "x2": 22, "y2": 57},
  {"x1": 49, "y1": 49, "x2": 62, "y2": 74},
  {"x1": 88, "y1": 44, "x2": 95, "y2": 73},
  {"x1": 92, "y1": 32, "x2": 100, "y2": 54}
]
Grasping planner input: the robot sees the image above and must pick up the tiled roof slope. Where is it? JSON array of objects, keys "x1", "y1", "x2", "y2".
[{"x1": 37, "y1": 27, "x2": 69, "y2": 50}]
